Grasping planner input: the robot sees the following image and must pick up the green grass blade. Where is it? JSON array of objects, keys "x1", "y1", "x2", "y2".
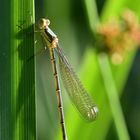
[
  {"x1": 0, "y1": 0, "x2": 36, "y2": 139},
  {"x1": 98, "y1": 54, "x2": 130, "y2": 140},
  {"x1": 84, "y1": 0, "x2": 99, "y2": 30},
  {"x1": 0, "y1": 1, "x2": 12, "y2": 139}
]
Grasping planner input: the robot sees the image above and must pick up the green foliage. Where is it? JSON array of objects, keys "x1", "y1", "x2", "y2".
[
  {"x1": 1, "y1": 0, "x2": 140, "y2": 140},
  {"x1": 0, "y1": 0, "x2": 36, "y2": 139}
]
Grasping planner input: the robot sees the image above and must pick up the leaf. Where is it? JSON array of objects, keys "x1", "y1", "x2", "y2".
[{"x1": 0, "y1": 0, "x2": 36, "y2": 139}]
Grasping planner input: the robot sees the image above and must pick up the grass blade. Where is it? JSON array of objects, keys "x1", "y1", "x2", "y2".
[{"x1": 0, "y1": 0, "x2": 36, "y2": 139}]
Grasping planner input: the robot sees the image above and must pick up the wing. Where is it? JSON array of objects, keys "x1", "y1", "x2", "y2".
[{"x1": 55, "y1": 45, "x2": 98, "y2": 121}]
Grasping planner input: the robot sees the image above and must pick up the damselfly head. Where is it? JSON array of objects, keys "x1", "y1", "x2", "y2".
[{"x1": 38, "y1": 18, "x2": 50, "y2": 29}]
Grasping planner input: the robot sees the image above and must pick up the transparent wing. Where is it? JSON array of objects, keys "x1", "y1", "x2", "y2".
[{"x1": 55, "y1": 45, "x2": 98, "y2": 121}]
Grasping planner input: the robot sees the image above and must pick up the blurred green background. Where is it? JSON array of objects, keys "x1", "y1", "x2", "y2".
[
  {"x1": 0, "y1": 0, "x2": 140, "y2": 140},
  {"x1": 35, "y1": 0, "x2": 140, "y2": 140}
]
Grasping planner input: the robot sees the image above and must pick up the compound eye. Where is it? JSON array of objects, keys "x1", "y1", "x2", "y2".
[{"x1": 38, "y1": 18, "x2": 50, "y2": 29}]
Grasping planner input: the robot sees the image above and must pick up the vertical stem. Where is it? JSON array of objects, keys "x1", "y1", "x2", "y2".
[
  {"x1": 84, "y1": 0, "x2": 99, "y2": 30},
  {"x1": 98, "y1": 54, "x2": 130, "y2": 140},
  {"x1": 10, "y1": 0, "x2": 36, "y2": 140}
]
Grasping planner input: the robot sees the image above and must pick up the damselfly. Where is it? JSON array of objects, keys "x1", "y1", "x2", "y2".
[{"x1": 37, "y1": 18, "x2": 98, "y2": 140}]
